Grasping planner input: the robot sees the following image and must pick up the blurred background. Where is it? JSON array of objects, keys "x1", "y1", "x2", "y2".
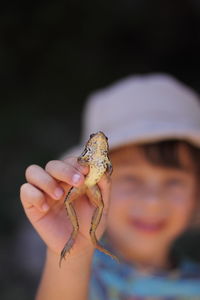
[{"x1": 1, "y1": 0, "x2": 200, "y2": 299}]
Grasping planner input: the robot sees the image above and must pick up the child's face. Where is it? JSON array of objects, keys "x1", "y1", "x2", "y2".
[{"x1": 107, "y1": 144, "x2": 197, "y2": 264}]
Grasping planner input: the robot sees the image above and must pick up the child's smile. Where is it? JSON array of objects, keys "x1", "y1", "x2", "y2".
[{"x1": 127, "y1": 218, "x2": 166, "y2": 233}]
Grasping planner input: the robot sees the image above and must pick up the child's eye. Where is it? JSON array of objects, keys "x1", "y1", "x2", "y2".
[
  {"x1": 120, "y1": 176, "x2": 143, "y2": 192},
  {"x1": 165, "y1": 178, "x2": 184, "y2": 187},
  {"x1": 121, "y1": 175, "x2": 140, "y2": 184}
]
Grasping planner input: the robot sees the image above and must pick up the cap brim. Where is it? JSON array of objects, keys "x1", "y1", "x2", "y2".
[{"x1": 61, "y1": 121, "x2": 200, "y2": 159}]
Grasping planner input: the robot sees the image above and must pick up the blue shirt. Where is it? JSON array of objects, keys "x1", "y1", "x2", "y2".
[{"x1": 89, "y1": 244, "x2": 200, "y2": 300}]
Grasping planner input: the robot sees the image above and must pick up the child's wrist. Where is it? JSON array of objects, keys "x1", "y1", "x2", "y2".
[{"x1": 46, "y1": 245, "x2": 95, "y2": 266}]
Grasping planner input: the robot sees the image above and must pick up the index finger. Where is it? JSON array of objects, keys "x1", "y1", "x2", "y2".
[
  {"x1": 45, "y1": 159, "x2": 87, "y2": 187},
  {"x1": 63, "y1": 156, "x2": 89, "y2": 175}
]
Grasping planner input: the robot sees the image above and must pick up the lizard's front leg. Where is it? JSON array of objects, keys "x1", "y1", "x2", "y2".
[
  {"x1": 59, "y1": 185, "x2": 86, "y2": 267},
  {"x1": 86, "y1": 185, "x2": 118, "y2": 261}
]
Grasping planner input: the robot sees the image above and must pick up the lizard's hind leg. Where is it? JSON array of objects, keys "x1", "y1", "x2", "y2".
[
  {"x1": 86, "y1": 185, "x2": 118, "y2": 261},
  {"x1": 59, "y1": 185, "x2": 85, "y2": 267}
]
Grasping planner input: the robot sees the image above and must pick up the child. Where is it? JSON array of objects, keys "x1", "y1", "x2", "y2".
[{"x1": 20, "y1": 73, "x2": 200, "y2": 300}]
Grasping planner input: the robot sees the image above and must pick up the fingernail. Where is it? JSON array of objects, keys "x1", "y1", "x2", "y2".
[
  {"x1": 42, "y1": 203, "x2": 49, "y2": 212},
  {"x1": 72, "y1": 173, "x2": 82, "y2": 184},
  {"x1": 54, "y1": 187, "x2": 64, "y2": 199}
]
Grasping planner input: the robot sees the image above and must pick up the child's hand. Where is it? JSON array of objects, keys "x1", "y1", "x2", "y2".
[{"x1": 20, "y1": 157, "x2": 111, "y2": 258}]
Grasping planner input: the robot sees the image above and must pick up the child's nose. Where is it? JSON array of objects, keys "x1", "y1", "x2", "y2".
[{"x1": 142, "y1": 185, "x2": 162, "y2": 204}]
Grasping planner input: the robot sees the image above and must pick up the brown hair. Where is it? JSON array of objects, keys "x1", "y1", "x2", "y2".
[
  {"x1": 137, "y1": 139, "x2": 200, "y2": 173},
  {"x1": 111, "y1": 139, "x2": 200, "y2": 174}
]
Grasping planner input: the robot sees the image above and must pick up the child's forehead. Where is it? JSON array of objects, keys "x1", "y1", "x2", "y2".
[
  {"x1": 110, "y1": 145, "x2": 143, "y2": 164},
  {"x1": 110, "y1": 142, "x2": 196, "y2": 171}
]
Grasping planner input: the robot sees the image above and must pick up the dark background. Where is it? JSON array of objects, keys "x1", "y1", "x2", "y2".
[{"x1": 1, "y1": 0, "x2": 200, "y2": 299}]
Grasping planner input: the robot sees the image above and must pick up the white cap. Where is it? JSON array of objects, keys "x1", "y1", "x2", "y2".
[{"x1": 65, "y1": 73, "x2": 200, "y2": 157}]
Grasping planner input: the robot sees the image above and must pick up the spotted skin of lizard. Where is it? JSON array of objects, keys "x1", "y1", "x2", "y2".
[{"x1": 59, "y1": 131, "x2": 118, "y2": 267}]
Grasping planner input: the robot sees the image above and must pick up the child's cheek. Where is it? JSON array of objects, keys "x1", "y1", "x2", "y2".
[{"x1": 167, "y1": 196, "x2": 196, "y2": 235}]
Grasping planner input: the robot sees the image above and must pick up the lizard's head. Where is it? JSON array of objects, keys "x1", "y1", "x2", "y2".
[{"x1": 78, "y1": 131, "x2": 109, "y2": 164}]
